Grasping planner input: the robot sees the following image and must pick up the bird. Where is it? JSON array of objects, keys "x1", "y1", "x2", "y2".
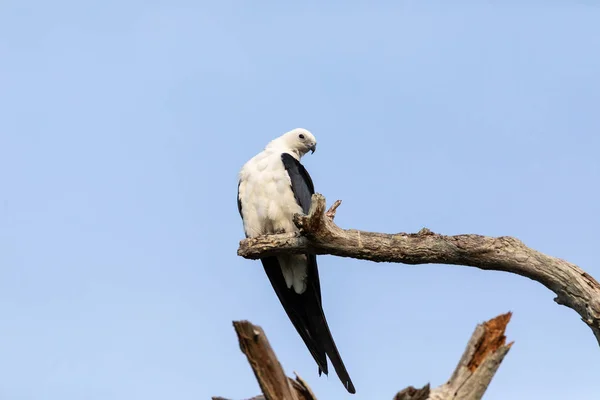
[{"x1": 237, "y1": 128, "x2": 355, "y2": 394}]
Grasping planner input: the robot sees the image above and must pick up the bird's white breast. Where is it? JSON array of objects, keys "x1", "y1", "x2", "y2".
[
  {"x1": 238, "y1": 149, "x2": 309, "y2": 293},
  {"x1": 238, "y1": 150, "x2": 303, "y2": 238}
]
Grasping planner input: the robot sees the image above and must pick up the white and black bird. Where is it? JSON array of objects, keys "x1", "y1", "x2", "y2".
[{"x1": 237, "y1": 128, "x2": 355, "y2": 394}]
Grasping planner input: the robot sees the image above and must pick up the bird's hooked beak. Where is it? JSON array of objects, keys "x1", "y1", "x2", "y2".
[{"x1": 309, "y1": 143, "x2": 317, "y2": 154}]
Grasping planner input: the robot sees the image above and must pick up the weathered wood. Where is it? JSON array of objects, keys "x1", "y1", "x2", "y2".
[
  {"x1": 391, "y1": 313, "x2": 512, "y2": 400},
  {"x1": 238, "y1": 193, "x2": 600, "y2": 346},
  {"x1": 218, "y1": 321, "x2": 319, "y2": 400},
  {"x1": 232, "y1": 320, "x2": 299, "y2": 400},
  {"x1": 394, "y1": 384, "x2": 431, "y2": 400},
  {"x1": 211, "y1": 397, "x2": 265, "y2": 400},
  {"x1": 289, "y1": 372, "x2": 318, "y2": 400},
  {"x1": 426, "y1": 313, "x2": 512, "y2": 400},
  {"x1": 212, "y1": 371, "x2": 318, "y2": 400},
  {"x1": 217, "y1": 314, "x2": 512, "y2": 399}
]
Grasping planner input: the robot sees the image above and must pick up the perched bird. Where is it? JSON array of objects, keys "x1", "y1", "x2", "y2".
[{"x1": 237, "y1": 128, "x2": 355, "y2": 394}]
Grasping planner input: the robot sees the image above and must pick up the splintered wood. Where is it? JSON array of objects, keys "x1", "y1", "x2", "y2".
[
  {"x1": 216, "y1": 314, "x2": 512, "y2": 400},
  {"x1": 468, "y1": 313, "x2": 513, "y2": 372},
  {"x1": 216, "y1": 321, "x2": 317, "y2": 400},
  {"x1": 233, "y1": 321, "x2": 298, "y2": 400},
  {"x1": 393, "y1": 313, "x2": 513, "y2": 400},
  {"x1": 231, "y1": 192, "x2": 600, "y2": 398}
]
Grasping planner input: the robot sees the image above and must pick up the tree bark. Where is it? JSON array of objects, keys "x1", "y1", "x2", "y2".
[
  {"x1": 426, "y1": 313, "x2": 512, "y2": 400},
  {"x1": 215, "y1": 314, "x2": 512, "y2": 400},
  {"x1": 213, "y1": 321, "x2": 317, "y2": 400},
  {"x1": 393, "y1": 313, "x2": 512, "y2": 400},
  {"x1": 237, "y1": 193, "x2": 600, "y2": 346}
]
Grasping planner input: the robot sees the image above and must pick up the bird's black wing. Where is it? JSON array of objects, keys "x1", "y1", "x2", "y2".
[
  {"x1": 281, "y1": 154, "x2": 314, "y2": 212},
  {"x1": 280, "y1": 153, "x2": 321, "y2": 304},
  {"x1": 237, "y1": 180, "x2": 243, "y2": 220},
  {"x1": 237, "y1": 171, "x2": 324, "y2": 366},
  {"x1": 238, "y1": 181, "x2": 244, "y2": 219},
  {"x1": 260, "y1": 153, "x2": 356, "y2": 394}
]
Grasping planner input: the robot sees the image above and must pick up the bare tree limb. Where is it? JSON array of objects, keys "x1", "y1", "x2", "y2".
[
  {"x1": 325, "y1": 199, "x2": 342, "y2": 220},
  {"x1": 232, "y1": 320, "x2": 299, "y2": 400},
  {"x1": 216, "y1": 314, "x2": 511, "y2": 399},
  {"x1": 215, "y1": 321, "x2": 318, "y2": 400},
  {"x1": 237, "y1": 193, "x2": 600, "y2": 346},
  {"x1": 394, "y1": 313, "x2": 513, "y2": 400},
  {"x1": 429, "y1": 313, "x2": 512, "y2": 399},
  {"x1": 393, "y1": 385, "x2": 431, "y2": 400},
  {"x1": 289, "y1": 372, "x2": 318, "y2": 400}
]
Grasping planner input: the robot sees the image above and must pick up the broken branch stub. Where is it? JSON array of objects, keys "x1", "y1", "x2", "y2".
[
  {"x1": 227, "y1": 321, "x2": 319, "y2": 400},
  {"x1": 394, "y1": 313, "x2": 513, "y2": 400},
  {"x1": 218, "y1": 314, "x2": 512, "y2": 400},
  {"x1": 233, "y1": 321, "x2": 299, "y2": 400},
  {"x1": 238, "y1": 193, "x2": 600, "y2": 346}
]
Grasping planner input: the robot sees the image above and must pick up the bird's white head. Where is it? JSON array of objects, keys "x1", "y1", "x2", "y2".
[{"x1": 266, "y1": 128, "x2": 317, "y2": 159}]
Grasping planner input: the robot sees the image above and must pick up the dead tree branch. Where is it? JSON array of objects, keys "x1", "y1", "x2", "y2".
[
  {"x1": 216, "y1": 314, "x2": 512, "y2": 399},
  {"x1": 394, "y1": 313, "x2": 512, "y2": 400},
  {"x1": 213, "y1": 320, "x2": 317, "y2": 400},
  {"x1": 238, "y1": 193, "x2": 600, "y2": 346},
  {"x1": 429, "y1": 312, "x2": 512, "y2": 400}
]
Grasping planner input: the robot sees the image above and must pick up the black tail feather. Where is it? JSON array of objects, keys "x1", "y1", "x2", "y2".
[
  {"x1": 261, "y1": 257, "x2": 328, "y2": 374},
  {"x1": 260, "y1": 256, "x2": 355, "y2": 394}
]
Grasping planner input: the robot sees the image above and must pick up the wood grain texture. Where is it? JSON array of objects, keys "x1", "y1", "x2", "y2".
[
  {"x1": 217, "y1": 314, "x2": 512, "y2": 400},
  {"x1": 424, "y1": 313, "x2": 513, "y2": 400},
  {"x1": 238, "y1": 193, "x2": 600, "y2": 346},
  {"x1": 233, "y1": 320, "x2": 298, "y2": 400}
]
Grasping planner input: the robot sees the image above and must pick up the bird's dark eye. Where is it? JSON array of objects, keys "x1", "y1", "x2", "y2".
[{"x1": 299, "y1": 134, "x2": 305, "y2": 139}]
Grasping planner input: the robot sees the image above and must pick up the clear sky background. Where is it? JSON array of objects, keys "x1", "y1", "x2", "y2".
[{"x1": 1, "y1": 1, "x2": 599, "y2": 399}]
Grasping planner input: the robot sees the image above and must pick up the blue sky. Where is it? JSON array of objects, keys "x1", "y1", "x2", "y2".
[{"x1": 1, "y1": 1, "x2": 599, "y2": 399}]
